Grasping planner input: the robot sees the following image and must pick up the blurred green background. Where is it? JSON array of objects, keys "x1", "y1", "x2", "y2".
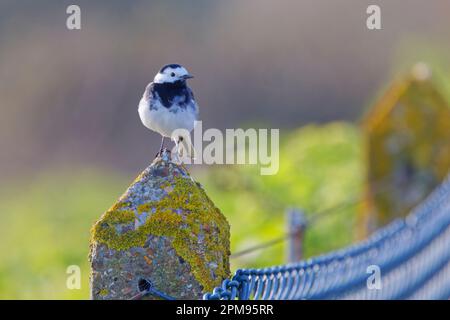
[{"x1": 0, "y1": 0, "x2": 449, "y2": 299}]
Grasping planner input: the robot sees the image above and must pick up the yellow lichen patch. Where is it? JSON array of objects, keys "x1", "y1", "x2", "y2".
[
  {"x1": 99, "y1": 289, "x2": 108, "y2": 297},
  {"x1": 137, "y1": 203, "x2": 152, "y2": 214},
  {"x1": 91, "y1": 174, "x2": 230, "y2": 292}
]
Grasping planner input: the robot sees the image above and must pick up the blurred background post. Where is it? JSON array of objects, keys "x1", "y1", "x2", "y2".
[{"x1": 286, "y1": 208, "x2": 307, "y2": 263}]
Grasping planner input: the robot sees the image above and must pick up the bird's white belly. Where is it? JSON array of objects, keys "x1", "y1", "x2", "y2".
[{"x1": 138, "y1": 98, "x2": 196, "y2": 138}]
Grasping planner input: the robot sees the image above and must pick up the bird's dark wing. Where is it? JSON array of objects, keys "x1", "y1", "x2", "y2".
[
  {"x1": 143, "y1": 82, "x2": 155, "y2": 101},
  {"x1": 142, "y1": 82, "x2": 162, "y2": 111}
]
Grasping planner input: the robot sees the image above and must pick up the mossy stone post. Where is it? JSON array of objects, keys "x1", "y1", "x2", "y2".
[
  {"x1": 359, "y1": 64, "x2": 450, "y2": 237},
  {"x1": 89, "y1": 151, "x2": 230, "y2": 299}
]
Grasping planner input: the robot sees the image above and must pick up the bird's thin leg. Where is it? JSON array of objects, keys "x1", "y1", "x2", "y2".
[
  {"x1": 155, "y1": 136, "x2": 166, "y2": 157},
  {"x1": 159, "y1": 136, "x2": 165, "y2": 152}
]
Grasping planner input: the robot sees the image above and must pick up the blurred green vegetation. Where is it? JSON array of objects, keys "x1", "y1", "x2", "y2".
[
  {"x1": 0, "y1": 170, "x2": 127, "y2": 299},
  {"x1": 197, "y1": 122, "x2": 363, "y2": 270},
  {"x1": 0, "y1": 122, "x2": 362, "y2": 299}
]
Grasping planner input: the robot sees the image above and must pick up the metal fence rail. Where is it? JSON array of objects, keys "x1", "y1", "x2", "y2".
[{"x1": 204, "y1": 175, "x2": 450, "y2": 300}]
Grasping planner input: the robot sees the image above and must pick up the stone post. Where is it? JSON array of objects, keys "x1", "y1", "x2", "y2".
[{"x1": 89, "y1": 151, "x2": 230, "y2": 299}]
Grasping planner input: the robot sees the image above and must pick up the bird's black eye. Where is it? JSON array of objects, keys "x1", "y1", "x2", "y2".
[{"x1": 171, "y1": 72, "x2": 175, "y2": 77}]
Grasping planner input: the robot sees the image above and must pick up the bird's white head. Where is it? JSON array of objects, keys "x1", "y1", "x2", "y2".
[{"x1": 153, "y1": 64, "x2": 194, "y2": 84}]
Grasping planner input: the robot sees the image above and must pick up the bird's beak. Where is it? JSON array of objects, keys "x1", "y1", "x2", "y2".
[{"x1": 182, "y1": 74, "x2": 194, "y2": 80}]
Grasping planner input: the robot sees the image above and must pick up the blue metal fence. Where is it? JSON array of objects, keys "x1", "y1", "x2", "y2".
[{"x1": 204, "y1": 175, "x2": 450, "y2": 300}]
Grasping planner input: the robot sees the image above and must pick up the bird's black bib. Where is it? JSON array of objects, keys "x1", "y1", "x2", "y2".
[{"x1": 150, "y1": 80, "x2": 194, "y2": 110}]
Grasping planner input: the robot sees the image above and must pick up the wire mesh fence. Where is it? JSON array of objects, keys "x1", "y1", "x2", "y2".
[{"x1": 204, "y1": 174, "x2": 450, "y2": 300}]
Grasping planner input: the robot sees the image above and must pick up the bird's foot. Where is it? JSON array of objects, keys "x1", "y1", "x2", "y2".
[
  {"x1": 155, "y1": 148, "x2": 171, "y2": 161},
  {"x1": 155, "y1": 149, "x2": 163, "y2": 158}
]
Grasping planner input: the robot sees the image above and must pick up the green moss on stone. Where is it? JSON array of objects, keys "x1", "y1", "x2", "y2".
[{"x1": 91, "y1": 174, "x2": 230, "y2": 292}]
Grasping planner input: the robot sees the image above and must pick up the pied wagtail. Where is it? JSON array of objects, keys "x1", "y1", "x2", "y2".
[{"x1": 138, "y1": 64, "x2": 198, "y2": 159}]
